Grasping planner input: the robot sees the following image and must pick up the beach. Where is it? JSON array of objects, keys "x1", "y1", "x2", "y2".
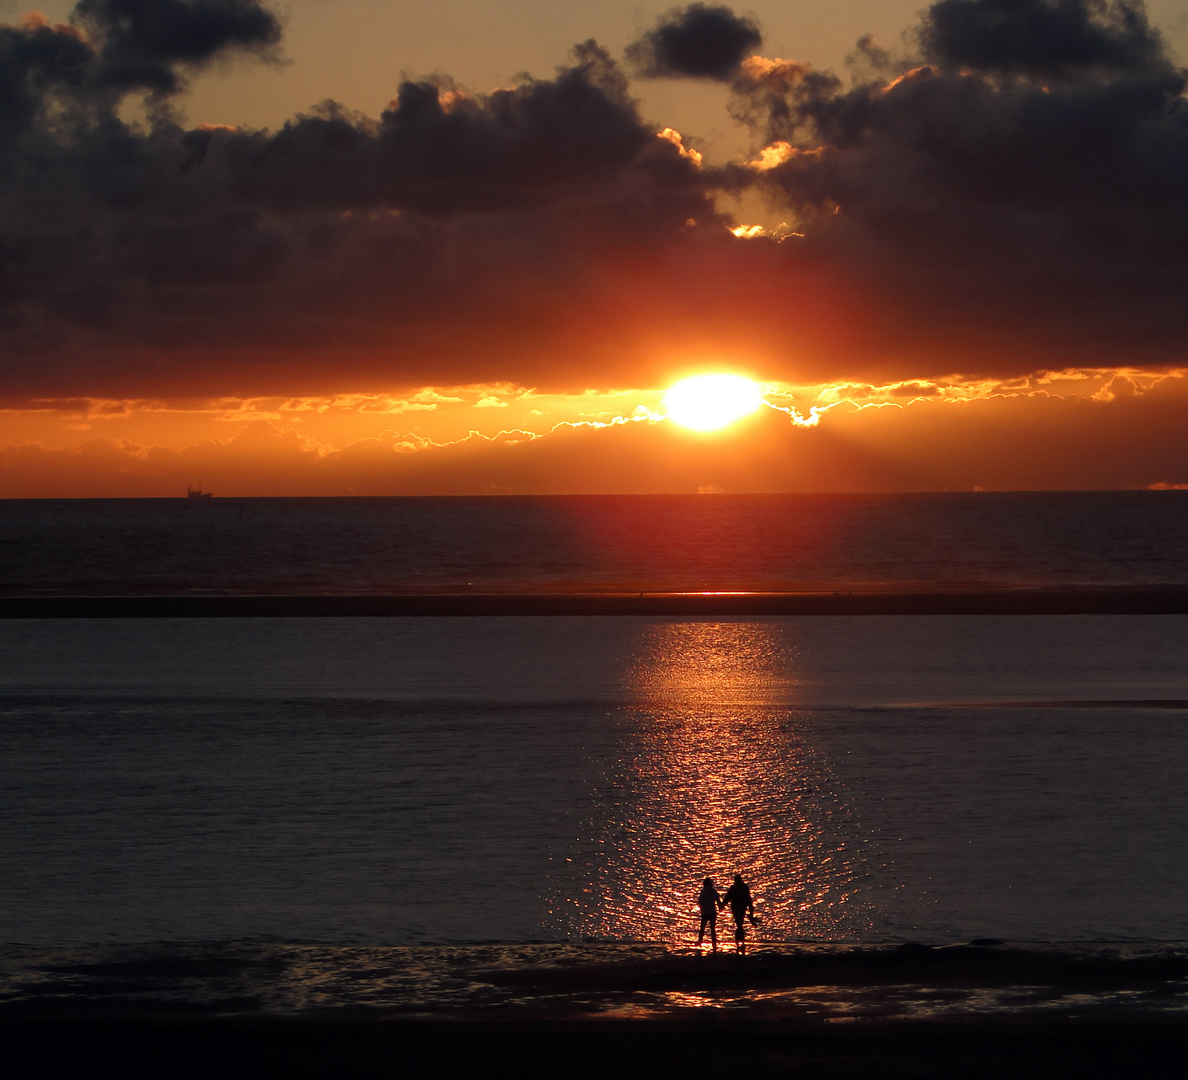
[
  {"x1": 6, "y1": 942, "x2": 1188, "y2": 1077},
  {"x1": 9, "y1": 1014, "x2": 1188, "y2": 1079}
]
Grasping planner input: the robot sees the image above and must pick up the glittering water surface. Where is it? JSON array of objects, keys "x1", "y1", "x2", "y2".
[
  {"x1": 4, "y1": 940, "x2": 1188, "y2": 1021},
  {"x1": 568, "y1": 621, "x2": 872, "y2": 943},
  {"x1": 3, "y1": 615, "x2": 1188, "y2": 952}
]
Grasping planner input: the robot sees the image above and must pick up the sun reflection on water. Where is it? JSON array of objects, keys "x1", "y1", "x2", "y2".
[{"x1": 557, "y1": 621, "x2": 874, "y2": 945}]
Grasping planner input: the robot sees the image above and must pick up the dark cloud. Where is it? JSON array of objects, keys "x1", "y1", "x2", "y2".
[
  {"x1": 0, "y1": 15, "x2": 717, "y2": 398},
  {"x1": 75, "y1": 0, "x2": 283, "y2": 92},
  {"x1": 2, "y1": 0, "x2": 1188, "y2": 403},
  {"x1": 627, "y1": 4, "x2": 762, "y2": 80},
  {"x1": 215, "y1": 42, "x2": 655, "y2": 214},
  {"x1": 0, "y1": 1, "x2": 281, "y2": 145},
  {"x1": 726, "y1": 0, "x2": 1188, "y2": 376},
  {"x1": 919, "y1": 0, "x2": 1167, "y2": 78},
  {"x1": 0, "y1": 17, "x2": 93, "y2": 143}
]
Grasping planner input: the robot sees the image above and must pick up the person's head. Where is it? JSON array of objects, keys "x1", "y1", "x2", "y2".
[
  {"x1": 703, "y1": 877, "x2": 713, "y2": 887},
  {"x1": 734, "y1": 874, "x2": 744, "y2": 885}
]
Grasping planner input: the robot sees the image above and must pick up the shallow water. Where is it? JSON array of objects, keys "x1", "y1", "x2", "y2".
[
  {"x1": 5, "y1": 493, "x2": 1188, "y2": 1023},
  {"x1": 4, "y1": 940, "x2": 1188, "y2": 1022},
  {"x1": 3, "y1": 615, "x2": 1187, "y2": 948}
]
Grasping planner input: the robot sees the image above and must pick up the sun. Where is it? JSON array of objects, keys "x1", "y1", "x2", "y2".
[{"x1": 663, "y1": 374, "x2": 764, "y2": 431}]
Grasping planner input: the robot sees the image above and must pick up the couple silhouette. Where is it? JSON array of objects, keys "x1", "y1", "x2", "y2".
[{"x1": 696, "y1": 874, "x2": 757, "y2": 953}]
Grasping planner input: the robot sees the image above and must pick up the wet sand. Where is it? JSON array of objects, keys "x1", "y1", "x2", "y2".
[
  {"x1": 6, "y1": 944, "x2": 1188, "y2": 1077},
  {"x1": 7, "y1": 1013, "x2": 1188, "y2": 1079}
]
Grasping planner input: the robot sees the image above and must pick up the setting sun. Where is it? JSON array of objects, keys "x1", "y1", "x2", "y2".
[{"x1": 663, "y1": 374, "x2": 764, "y2": 431}]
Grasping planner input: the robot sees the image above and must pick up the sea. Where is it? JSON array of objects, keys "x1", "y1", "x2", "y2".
[{"x1": 2, "y1": 492, "x2": 1188, "y2": 1021}]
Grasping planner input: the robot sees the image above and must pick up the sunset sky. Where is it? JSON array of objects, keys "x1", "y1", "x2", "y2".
[{"x1": 2, "y1": 0, "x2": 1187, "y2": 495}]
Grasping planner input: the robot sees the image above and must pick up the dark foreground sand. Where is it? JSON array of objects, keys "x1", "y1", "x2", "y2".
[
  {"x1": 7, "y1": 1014, "x2": 1188, "y2": 1079},
  {"x1": 8, "y1": 944, "x2": 1188, "y2": 1078}
]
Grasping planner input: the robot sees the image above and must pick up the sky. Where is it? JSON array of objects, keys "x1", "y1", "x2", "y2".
[{"x1": 2, "y1": 0, "x2": 1188, "y2": 495}]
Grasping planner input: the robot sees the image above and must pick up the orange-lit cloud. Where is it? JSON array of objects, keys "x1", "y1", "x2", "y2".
[{"x1": 3, "y1": 369, "x2": 1185, "y2": 496}]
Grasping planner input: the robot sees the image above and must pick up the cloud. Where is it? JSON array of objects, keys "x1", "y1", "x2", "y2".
[
  {"x1": 726, "y1": 0, "x2": 1188, "y2": 376},
  {"x1": 75, "y1": 0, "x2": 283, "y2": 93},
  {"x1": 0, "y1": 20, "x2": 715, "y2": 397},
  {"x1": 918, "y1": 0, "x2": 1167, "y2": 77},
  {"x1": 220, "y1": 42, "x2": 652, "y2": 214},
  {"x1": 627, "y1": 3, "x2": 762, "y2": 81},
  {"x1": 4, "y1": 371, "x2": 1187, "y2": 495},
  {"x1": 1, "y1": 0, "x2": 1188, "y2": 409},
  {"x1": 0, "y1": 0, "x2": 282, "y2": 135}
]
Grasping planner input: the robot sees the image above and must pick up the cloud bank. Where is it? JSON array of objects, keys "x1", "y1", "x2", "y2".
[
  {"x1": 1, "y1": 0, "x2": 1186, "y2": 406},
  {"x1": 4, "y1": 370, "x2": 1185, "y2": 496}
]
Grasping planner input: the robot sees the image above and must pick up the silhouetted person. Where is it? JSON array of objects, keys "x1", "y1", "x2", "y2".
[
  {"x1": 696, "y1": 877, "x2": 722, "y2": 951},
  {"x1": 723, "y1": 874, "x2": 756, "y2": 953}
]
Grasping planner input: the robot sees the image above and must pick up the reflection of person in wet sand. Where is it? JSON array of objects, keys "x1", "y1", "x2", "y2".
[
  {"x1": 723, "y1": 874, "x2": 757, "y2": 953},
  {"x1": 696, "y1": 877, "x2": 722, "y2": 951}
]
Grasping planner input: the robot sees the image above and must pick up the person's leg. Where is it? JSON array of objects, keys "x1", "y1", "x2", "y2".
[{"x1": 709, "y1": 917, "x2": 717, "y2": 951}]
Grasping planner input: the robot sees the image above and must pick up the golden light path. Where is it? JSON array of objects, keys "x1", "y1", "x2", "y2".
[
  {"x1": 556, "y1": 622, "x2": 875, "y2": 948},
  {"x1": 662, "y1": 374, "x2": 764, "y2": 431}
]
